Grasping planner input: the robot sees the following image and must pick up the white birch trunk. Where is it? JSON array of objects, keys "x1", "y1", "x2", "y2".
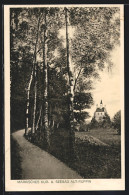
[
  {"x1": 25, "y1": 68, "x2": 34, "y2": 135},
  {"x1": 32, "y1": 62, "x2": 37, "y2": 134},
  {"x1": 31, "y1": 16, "x2": 41, "y2": 134},
  {"x1": 65, "y1": 7, "x2": 75, "y2": 155},
  {"x1": 36, "y1": 106, "x2": 42, "y2": 131},
  {"x1": 43, "y1": 11, "x2": 50, "y2": 147}
]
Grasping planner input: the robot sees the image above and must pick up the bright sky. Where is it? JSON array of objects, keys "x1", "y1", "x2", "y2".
[{"x1": 87, "y1": 46, "x2": 120, "y2": 120}]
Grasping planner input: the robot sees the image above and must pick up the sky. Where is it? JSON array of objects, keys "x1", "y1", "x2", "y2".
[{"x1": 87, "y1": 46, "x2": 120, "y2": 121}]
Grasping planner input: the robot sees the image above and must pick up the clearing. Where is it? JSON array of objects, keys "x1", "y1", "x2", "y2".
[{"x1": 75, "y1": 128, "x2": 121, "y2": 146}]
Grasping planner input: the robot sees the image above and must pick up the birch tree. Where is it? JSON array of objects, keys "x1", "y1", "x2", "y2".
[
  {"x1": 42, "y1": 9, "x2": 50, "y2": 146},
  {"x1": 64, "y1": 7, "x2": 75, "y2": 155}
]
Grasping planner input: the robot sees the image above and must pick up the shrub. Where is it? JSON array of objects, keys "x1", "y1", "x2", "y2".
[
  {"x1": 90, "y1": 112, "x2": 111, "y2": 129},
  {"x1": 112, "y1": 110, "x2": 121, "y2": 135}
]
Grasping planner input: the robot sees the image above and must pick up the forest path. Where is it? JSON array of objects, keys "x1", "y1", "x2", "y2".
[{"x1": 12, "y1": 129, "x2": 82, "y2": 179}]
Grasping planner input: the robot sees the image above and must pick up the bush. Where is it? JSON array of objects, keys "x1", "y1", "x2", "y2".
[
  {"x1": 90, "y1": 117, "x2": 99, "y2": 128},
  {"x1": 90, "y1": 113, "x2": 111, "y2": 129},
  {"x1": 112, "y1": 110, "x2": 121, "y2": 135}
]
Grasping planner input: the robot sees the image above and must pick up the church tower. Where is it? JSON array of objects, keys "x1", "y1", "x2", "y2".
[
  {"x1": 93, "y1": 100, "x2": 109, "y2": 122},
  {"x1": 100, "y1": 100, "x2": 103, "y2": 109}
]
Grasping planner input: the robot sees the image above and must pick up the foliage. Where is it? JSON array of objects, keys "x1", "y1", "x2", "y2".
[
  {"x1": 90, "y1": 112, "x2": 111, "y2": 129},
  {"x1": 90, "y1": 116, "x2": 99, "y2": 128},
  {"x1": 73, "y1": 92, "x2": 93, "y2": 125},
  {"x1": 112, "y1": 110, "x2": 121, "y2": 135},
  {"x1": 70, "y1": 7, "x2": 120, "y2": 69},
  {"x1": 48, "y1": 67, "x2": 69, "y2": 128},
  {"x1": 74, "y1": 112, "x2": 89, "y2": 124},
  {"x1": 74, "y1": 92, "x2": 93, "y2": 111}
]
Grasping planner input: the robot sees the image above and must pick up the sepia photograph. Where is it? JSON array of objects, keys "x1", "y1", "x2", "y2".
[{"x1": 4, "y1": 4, "x2": 124, "y2": 191}]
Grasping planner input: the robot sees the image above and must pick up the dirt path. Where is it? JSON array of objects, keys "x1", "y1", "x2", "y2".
[{"x1": 12, "y1": 129, "x2": 82, "y2": 179}]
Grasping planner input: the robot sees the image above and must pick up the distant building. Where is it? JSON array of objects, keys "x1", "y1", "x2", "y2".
[{"x1": 94, "y1": 100, "x2": 107, "y2": 122}]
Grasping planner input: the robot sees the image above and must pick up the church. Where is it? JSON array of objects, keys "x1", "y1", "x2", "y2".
[{"x1": 94, "y1": 100, "x2": 107, "y2": 122}]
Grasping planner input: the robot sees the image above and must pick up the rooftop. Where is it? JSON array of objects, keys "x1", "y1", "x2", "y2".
[{"x1": 96, "y1": 107, "x2": 105, "y2": 112}]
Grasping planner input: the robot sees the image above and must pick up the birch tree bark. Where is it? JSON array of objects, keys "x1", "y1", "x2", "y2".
[
  {"x1": 64, "y1": 7, "x2": 75, "y2": 155},
  {"x1": 25, "y1": 68, "x2": 34, "y2": 135},
  {"x1": 32, "y1": 62, "x2": 37, "y2": 134},
  {"x1": 42, "y1": 10, "x2": 50, "y2": 147}
]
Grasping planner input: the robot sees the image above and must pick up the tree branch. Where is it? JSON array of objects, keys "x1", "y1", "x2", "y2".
[{"x1": 73, "y1": 67, "x2": 83, "y2": 92}]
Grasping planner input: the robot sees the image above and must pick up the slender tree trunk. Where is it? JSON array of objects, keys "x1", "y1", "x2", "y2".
[
  {"x1": 31, "y1": 16, "x2": 41, "y2": 134},
  {"x1": 43, "y1": 10, "x2": 50, "y2": 147},
  {"x1": 52, "y1": 120, "x2": 55, "y2": 128},
  {"x1": 73, "y1": 67, "x2": 82, "y2": 92},
  {"x1": 40, "y1": 111, "x2": 43, "y2": 132},
  {"x1": 36, "y1": 105, "x2": 42, "y2": 131},
  {"x1": 65, "y1": 7, "x2": 75, "y2": 156},
  {"x1": 32, "y1": 62, "x2": 37, "y2": 134},
  {"x1": 25, "y1": 68, "x2": 34, "y2": 135}
]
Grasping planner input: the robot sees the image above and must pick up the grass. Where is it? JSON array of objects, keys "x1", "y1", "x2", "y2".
[
  {"x1": 49, "y1": 128, "x2": 121, "y2": 178},
  {"x1": 11, "y1": 136, "x2": 22, "y2": 179},
  {"x1": 75, "y1": 128, "x2": 121, "y2": 147},
  {"x1": 74, "y1": 141, "x2": 121, "y2": 178}
]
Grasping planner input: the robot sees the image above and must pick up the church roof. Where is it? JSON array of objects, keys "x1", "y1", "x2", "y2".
[{"x1": 96, "y1": 107, "x2": 105, "y2": 112}]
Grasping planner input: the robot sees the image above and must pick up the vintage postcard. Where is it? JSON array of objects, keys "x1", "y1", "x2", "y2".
[{"x1": 4, "y1": 4, "x2": 125, "y2": 191}]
